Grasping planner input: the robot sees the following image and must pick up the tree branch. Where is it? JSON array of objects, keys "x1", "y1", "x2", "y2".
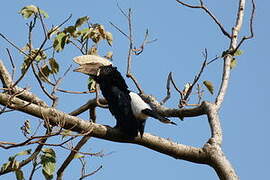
[
  {"x1": 216, "y1": 0, "x2": 246, "y2": 110},
  {"x1": 0, "y1": 60, "x2": 48, "y2": 107},
  {"x1": 175, "y1": 0, "x2": 231, "y2": 38},
  {"x1": 0, "y1": 92, "x2": 208, "y2": 164}
]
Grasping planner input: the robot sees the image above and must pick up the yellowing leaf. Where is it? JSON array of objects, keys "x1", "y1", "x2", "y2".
[
  {"x1": 230, "y1": 58, "x2": 237, "y2": 69},
  {"x1": 19, "y1": 5, "x2": 48, "y2": 19},
  {"x1": 75, "y1": 16, "x2": 89, "y2": 28},
  {"x1": 105, "y1": 31, "x2": 113, "y2": 46},
  {"x1": 38, "y1": 65, "x2": 51, "y2": 82},
  {"x1": 53, "y1": 32, "x2": 69, "y2": 52},
  {"x1": 88, "y1": 77, "x2": 96, "y2": 91},
  {"x1": 15, "y1": 170, "x2": 25, "y2": 180},
  {"x1": 19, "y1": 5, "x2": 38, "y2": 19},
  {"x1": 49, "y1": 58, "x2": 59, "y2": 74},
  {"x1": 105, "y1": 51, "x2": 113, "y2": 60},
  {"x1": 41, "y1": 148, "x2": 56, "y2": 179},
  {"x1": 15, "y1": 149, "x2": 32, "y2": 157},
  {"x1": 203, "y1": 81, "x2": 214, "y2": 95},
  {"x1": 73, "y1": 153, "x2": 85, "y2": 159},
  {"x1": 233, "y1": 49, "x2": 243, "y2": 56}
]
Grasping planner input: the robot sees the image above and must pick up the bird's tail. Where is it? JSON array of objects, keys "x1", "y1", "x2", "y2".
[{"x1": 141, "y1": 109, "x2": 177, "y2": 125}]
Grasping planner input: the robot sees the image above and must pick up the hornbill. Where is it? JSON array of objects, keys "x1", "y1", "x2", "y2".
[{"x1": 74, "y1": 55, "x2": 176, "y2": 137}]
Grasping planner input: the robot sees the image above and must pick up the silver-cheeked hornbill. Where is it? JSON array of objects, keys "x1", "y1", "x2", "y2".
[{"x1": 74, "y1": 55, "x2": 176, "y2": 137}]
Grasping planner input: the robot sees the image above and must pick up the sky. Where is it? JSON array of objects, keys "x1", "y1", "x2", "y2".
[{"x1": 0, "y1": 0, "x2": 269, "y2": 179}]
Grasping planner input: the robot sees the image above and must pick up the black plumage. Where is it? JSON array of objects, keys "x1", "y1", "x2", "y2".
[
  {"x1": 75, "y1": 63, "x2": 176, "y2": 137},
  {"x1": 93, "y1": 66, "x2": 144, "y2": 137}
]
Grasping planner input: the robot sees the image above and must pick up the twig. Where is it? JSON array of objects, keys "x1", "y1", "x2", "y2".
[
  {"x1": 56, "y1": 135, "x2": 92, "y2": 180},
  {"x1": 109, "y1": 21, "x2": 130, "y2": 41},
  {"x1": 206, "y1": 55, "x2": 220, "y2": 65},
  {"x1": 31, "y1": 63, "x2": 56, "y2": 101},
  {"x1": 182, "y1": 49, "x2": 208, "y2": 102},
  {"x1": 12, "y1": 14, "x2": 72, "y2": 87},
  {"x1": 176, "y1": 0, "x2": 231, "y2": 38},
  {"x1": 0, "y1": 130, "x2": 50, "y2": 175},
  {"x1": 233, "y1": 0, "x2": 255, "y2": 54},
  {"x1": 79, "y1": 165, "x2": 103, "y2": 180},
  {"x1": 160, "y1": 72, "x2": 183, "y2": 105},
  {"x1": 216, "y1": 0, "x2": 246, "y2": 109},
  {"x1": 37, "y1": 7, "x2": 48, "y2": 39},
  {"x1": 51, "y1": 65, "x2": 73, "y2": 107},
  {"x1": 116, "y1": 1, "x2": 128, "y2": 18},
  {"x1": 57, "y1": 89, "x2": 95, "y2": 94},
  {"x1": 69, "y1": 98, "x2": 107, "y2": 116},
  {"x1": 125, "y1": 9, "x2": 144, "y2": 93},
  {"x1": 5, "y1": 48, "x2": 16, "y2": 81}
]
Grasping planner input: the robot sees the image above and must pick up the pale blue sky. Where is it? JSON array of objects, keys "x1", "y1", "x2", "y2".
[{"x1": 0, "y1": 0, "x2": 268, "y2": 179}]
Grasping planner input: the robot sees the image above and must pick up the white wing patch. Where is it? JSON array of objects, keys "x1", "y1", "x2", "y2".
[{"x1": 129, "y1": 92, "x2": 151, "y2": 120}]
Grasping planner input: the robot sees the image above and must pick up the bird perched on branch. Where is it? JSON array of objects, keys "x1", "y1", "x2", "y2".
[{"x1": 74, "y1": 55, "x2": 176, "y2": 137}]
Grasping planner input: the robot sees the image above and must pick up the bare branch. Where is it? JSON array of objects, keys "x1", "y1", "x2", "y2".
[
  {"x1": 125, "y1": 9, "x2": 144, "y2": 93},
  {"x1": 6, "y1": 48, "x2": 16, "y2": 80},
  {"x1": 233, "y1": 0, "x2": 256, "y2": 53},
  {"x1": 79, "y1": 165, "x2": 103, "y2": 180},
  {"x1": 176, "y1": 0, "x2": 231, "y2": 38},
  {"x1": 0, "y1": 91, "x2": 207, "y2": 162},
  {"x1": 0, "y1": 60, "x2": 48, "y2": 107},
  {"x1": 216, "y1": 0, "x2": 247, "y2": 109},
  {"x1": 161, "y1": 72, "x2": 183, "y2": 105},
  {"x1": 109, "y1": 21, "x2": 130, "y2": 41},
  {"x1": 56, "y1": 135, "x2": 91, "y2": 180},
  {"x1": 69, "y1": 98, "x2": 107, "y2": 116},
  {"x1": 181, "y1": 50, "x2": 207, "y2": 107}
]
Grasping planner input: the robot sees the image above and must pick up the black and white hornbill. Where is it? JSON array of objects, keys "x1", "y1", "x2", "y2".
[{"x1": 74, "y1": 55, "x2": 176, "y2": 137}]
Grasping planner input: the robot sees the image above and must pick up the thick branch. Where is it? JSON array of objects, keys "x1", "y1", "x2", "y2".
[
  {"x1": 0, "y1": 60, "x2": 48, "y2": 107},
  {"x1": 216, "y1": 0, "x2": 246, "y2": 110},
  {"x1": 204, "y1": 143, "x2": 239, "y2": 180},
  {"x1": 0, "y1": 92, "x2": 208, "y2": 164},
  {"x1": 215, "y1": 55, "x2": 232, "y2": 109}
]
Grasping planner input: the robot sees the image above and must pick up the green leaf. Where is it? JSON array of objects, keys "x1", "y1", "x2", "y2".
[
  {"x1": 15, "y1": 149, "x2": 32, "y2": 157},
  {"x1": 233, "y1": 49, "x2": 243, "y2": 56},
  {"x1": 1, "y1": 161, "x2": 11, "y2": 172},
  {"x1": 88, "y1": 77, "x2": 96, "y2": 91},
  {"x1": 97, "y1": 25, "x2": 106, "y2": 38},
  {"x1": 230, "y1": 58, "x2": 237, "y2": 69},
  {"x1": 49, "y1": 58, "x2": 59, "y2": 74},
  {"x1": 203, "y1": 81, "x2": 214, "y2": 95},
  {"x1": 104, "y1": 51, "x2": 113, "y2": 60},
  {"x1": 53, "y1": 32, "x2": 69, "y2": 52},
  {"x1": 38, "y1": 65, "x2": 51, "y2": 82},
  {"x1": 64, "y1": 26, "x2": 76, "y2": 34},
  {"x1": 39, "y1": 9, "x2": 49, "y2": 18},
  {"x1": 41, "y1": 148, "x2": 56, "y2": 180},
  {"x1": 42, "y1": 148, "x2": 56, "y2": 158},
  {"x1": 19, "y1": 5, "x2": 38, "y2": 19},
  {"x1": 15, "y1": 169, "x2": 25, "y2": 180},
  {"x1": 105, "y1": 31, "x2": 113, "y2": 46},
  {"x1": 87, "y1": 46, "x2": 98, "y2": 55},
  {"x1": 32, "y1": 49, "x2": 47, "y2": 61},
  {"x1": 21, "y1": 57, "x2": 31, "y2": 74},
  {"x1": 19, "y1": 5, "x2": 48, "y2": 19},
  {"x1": 75, "y1": 16, "x2": 89, "y2": 28},
  {"x1": 73, "y1": 153, "x2": 85, "y2": 159}
]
